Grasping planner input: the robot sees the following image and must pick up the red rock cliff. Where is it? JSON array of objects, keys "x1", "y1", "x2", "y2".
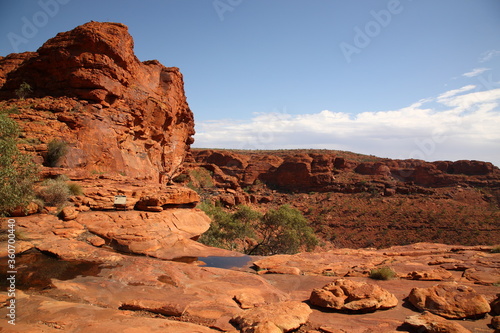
[{"x1": 0, "y1": 22, "x2": 194, "y2": 182}]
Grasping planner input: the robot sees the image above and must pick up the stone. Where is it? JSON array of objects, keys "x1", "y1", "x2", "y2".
[
  {"x1": 8, "y1": 201, "x2": 40, "y2": 217},
  {"x1": 59, "y1": 206, "x2": 79, "y2": 220},
  {"x1": 231, "y1": 301, "x2": 312, "y2": 333},
  {"x1": 309, "y1": 279, "x2": 398, "y2": 312},
  {"x1": 408, "y1": 284, "x2": 491, "y2": 319},
  {"x1": 463, "y1": 267, "x2": 500, "y2": 285},
  {"x1": 88, "y1": 235, "x2": 106, "y2": 247},
  {"x1": 234, "y1": 293, "x2": 266, "y2": 309},
  {"x1": 266, "y1": 266, "x2": 302, "y2": 275},
  {"x1": 406, "y1": 268, "x2": 453, "y2": 281},
  {"x1": 405, "y1": 311, "x2": 472, "y2": 333},
  {"x1": 134, "y1": 186, "x2": 200, "y2": 211}
]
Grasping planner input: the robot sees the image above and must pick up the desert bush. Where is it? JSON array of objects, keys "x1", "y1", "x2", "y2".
[
  {"x1": 187, "y1": 168, "x2": 214, "y2": 191},
  {"x1": 199, "y1": 203, "x2": 257, "y2": 251},
  {"x1": 369, "y1": 267, "x2": 397, "y2": 280},
  {"x1": 199, "y1": 203, "x2": 318, "y2": 255},
  {"x1": 491, "y1": 245, "x2": 500, "y2": 253},
  {"x1": 172, "y1": 173, "x2": 189, "y2": 183},
  {"x1": 249, "y1": 204, "x2": 318, "y2": 255},
  {"x1": 46, "y1": 139, "x2": 69, "y2": 167},
  {"x1": 67, "y1": 182, "x2": 83, "y2": 196},
  {"x1": 0, "y1": 114, "x2": 38, "y2": 216},
  {"x1": 37, "y1": 177, "x2": 71, "y2": 207},
  {"x1": 15, "y1": 82, "x2": 32, "y2": 100}
]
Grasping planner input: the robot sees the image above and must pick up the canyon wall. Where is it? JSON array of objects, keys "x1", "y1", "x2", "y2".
[{"x1": 0, "y1": 21, "x2": 194, "y2": 182}]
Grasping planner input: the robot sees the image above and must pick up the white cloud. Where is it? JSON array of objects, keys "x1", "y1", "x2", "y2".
[
  {"x1": 462, "y1": 67, "x2": 490, "y2": 78},
  {"x1": 193, "y1": 87, "x2": 500, "y2": 166},
  {"x1": 437, "y1": 85, "x2": 476, "y2": 102},
  {"x1": 479, "y1": 50, "x2": 500, "y2": 63}
]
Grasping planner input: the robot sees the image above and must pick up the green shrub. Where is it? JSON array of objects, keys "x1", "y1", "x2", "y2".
[
  {"x1": 249, "y1": 205, "x2": 318, "y2": 255},
  {"x1": 46, "y1": 139, "x2": 69, "y2": 167},
  {"x1": 369, "y1": 267, "x2": 397, "y2": 280},
  {"x1": 0, "y1": 114, "x2": 39, "y2": 216},
  {"x1": 187, "y1": 168, "x2": 214, "y2": 192},
  {"x1": 15, "y1": 82, "x2": 32, "y2": 100},
  {"x1": 172, "y1": 173, "x2": 189, "y2": 183},
  {"x1": 37, "y1": 178, "x2": 71, "y2": 207},
  {"x1": 199, "y1": 203, "x2": 257, "y2": 251},
  {"x1": 199, "y1": 203, "x2": 318, "y2": 256},
  {"x1": 67, "y1": 182, "x2": 83, "y2": 196}
]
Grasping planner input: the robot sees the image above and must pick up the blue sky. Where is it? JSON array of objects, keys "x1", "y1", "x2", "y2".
[{"x1": 1, "y1": 0, "x2": 500, "y2": 165}]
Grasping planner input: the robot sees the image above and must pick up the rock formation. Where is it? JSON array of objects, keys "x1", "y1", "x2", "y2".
[
  {"x1": 405, "y1": 311, "x2": 472, "y2": 333},
  {"x1": 189, "y1": 149, "x2": 500, "y2": 193},
  {"x1": 309, "y1": 279, "x2": 398, "y2": 312},
  {"x1": 1, "y1": 21, "x2": 194, "y2": 181},
  {"x1": 408, "y1": 284, "x2": 491, "y2": 319}
]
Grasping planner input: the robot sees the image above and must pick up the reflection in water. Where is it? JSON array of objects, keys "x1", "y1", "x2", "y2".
[
  {"x1": 0, "y1": 250, "x2": 103, "y2": 290},
  {"x1": 198, "y1": 255, "x2": 252, "y2": 269}
]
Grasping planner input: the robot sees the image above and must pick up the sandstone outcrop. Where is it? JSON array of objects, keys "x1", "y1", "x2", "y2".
[
  {"x1": 408, "y1": 284, "x2": 491, "y2": 319},
  {"x1": 405, "y1": 311, "x2": 472, "y2": 333},
  {"x1": 230, "y1": 301, "x2": 312, "y2": 332},
  {"x1": 189, "y1": 149, "x2": 500, "y2": 194},
  {"x1": 309, "y1": 279, "x2": 398, "y2": 312},
  {"x1": 1, "y1": 21, "x2": 195, "y2": 181}
]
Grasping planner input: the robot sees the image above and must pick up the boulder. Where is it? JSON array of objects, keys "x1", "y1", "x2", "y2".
[
  {"x1": 75, "y1": 209, "x2": 216, "y2": 259},
  {"x1": 406, "y1": 268, "x2": 453, "y2": 281},
  {"x1": 59, "y1": 206, "x2": 79, "y2": 221},
  {"x1": 134, "y1": 186, "x2": 199, "y2": 211},
  {"x1": 9, "y1": 201, "x2": 40, "y2": 217},
  {"x1": 231, "y1": 301, "x2": 311, "y2": 333},
  {"x1": 309, "y1": 279, "x2": 398, "y2": 312},
  {"x1": 463, "y1": 267, "x2": 500, "y2": 285},
  {"x1": 405, "y1": 311, "x2": 472, "y2": 333},
  {"x1": 408, "y1": 284, "x2": 491, "y2": 319}
]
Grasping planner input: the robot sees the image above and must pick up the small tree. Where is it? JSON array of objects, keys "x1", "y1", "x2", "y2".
[
  {"x1": 15, "y1": 82, "x2": 32, "y2": 100},
  {"x1": 248, "y1": 205, "x2": 318, "y2": 255},
  {"x1": 199, "y1": 203, "x2": 257, "y2": 251},
  {"x1": 0, "y1": 114, "x2": 38, "y2": 216}
]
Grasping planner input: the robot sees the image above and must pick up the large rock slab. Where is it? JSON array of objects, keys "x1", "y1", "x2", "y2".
[
  {"x1": 0, "y1": 291, "x2": 218, "y2": 332},
  {"x1": 41, "y1": 255, "x2": 288, "y2": 331},
  {"x1": 408, "y1": 284, "x2": 491, "y2": 319},
  {"x1": 231, "y1": 301, "x2": 312, "y2": 332},
  {"x1": 405, "y1": 311, "x2": 472, "y2": 333},
  {"x1": 76, "y1": 208, "x2": 213, "y2": 259},
  {"x1": 309, "y1": 279, "x2": 398, "y2": 312}
]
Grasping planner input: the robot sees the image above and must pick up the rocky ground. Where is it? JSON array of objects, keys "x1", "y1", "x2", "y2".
[{"x1": 1, "y1": 227, "x2": 499, "y2": 332}]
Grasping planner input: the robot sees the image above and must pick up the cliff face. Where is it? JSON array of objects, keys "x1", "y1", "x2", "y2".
[
  {"x1": 0, "y1": 22, "x2": 194, "y2": 181},
  {"x1": 190, "y1": 149, "x2": 500, "y2": 193}
]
